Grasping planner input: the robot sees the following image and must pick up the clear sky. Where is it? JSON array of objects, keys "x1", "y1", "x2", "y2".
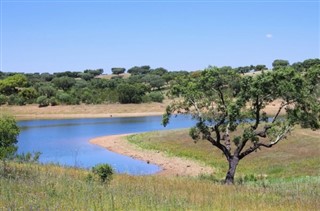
[{"x1": 0, "y1": 0, "x2": 319, "y2": 74}]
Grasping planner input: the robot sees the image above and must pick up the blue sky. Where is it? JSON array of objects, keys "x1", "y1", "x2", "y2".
[{"x1": 0, "y1": 0, "x2": 319, "y2": 74}]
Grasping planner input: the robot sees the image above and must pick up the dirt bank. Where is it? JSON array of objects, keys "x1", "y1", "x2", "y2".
[{"x1": 90, "y1": 134, "x2": 214, "y2": 177}]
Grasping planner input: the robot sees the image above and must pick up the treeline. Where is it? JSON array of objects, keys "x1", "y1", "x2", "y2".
[
  {"x1": 0, "y1": 58, "x2": 319, "y2": 107},
  {"x1": 0, "y1": 67, "x2": 188, "y2": 107}
]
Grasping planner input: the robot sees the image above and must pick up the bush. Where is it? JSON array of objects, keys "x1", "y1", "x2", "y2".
[
  {"x1": 37, "y1": 96, "x2": 50, "y2": 107},
  {"x1": 142, "y1": 95, "x2": 151, "y2": 103},
  {"x1": 117, "y1": 83, "x2": 146, "y2": 104},
  {"x1": 8, "y1": 95, "x2": 26, "y2": 106},
  {"x1": 148, "y1": 92, "x2": 164, "y2": 103},
  {"x1": 50, "y1": 97, "x2": 59, "y2": 106},
  {"x1": 0, "y1": 115, "x2": 20, "y2": 161},
  {"x1": 92, "y1": 163, "x2": 114, "y2": 183},
  {"x1": 56, "y1": 92, "x2": 79, "y2": 105},
  {"x1": 0, "y1": 95, "x2": 7, "y2": 105}
]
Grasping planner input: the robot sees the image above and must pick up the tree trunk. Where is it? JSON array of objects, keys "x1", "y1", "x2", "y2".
[{"x1": 224, "y1": 156, "x2": 239, "y2": 184}]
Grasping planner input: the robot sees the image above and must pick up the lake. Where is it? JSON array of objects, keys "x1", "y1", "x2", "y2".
[{"x1": 17, "y1": 115, "x2": 195, "y2": 175}]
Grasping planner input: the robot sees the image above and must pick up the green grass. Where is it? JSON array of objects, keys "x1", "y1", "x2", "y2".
[{"x1": 1, "y1": 162, "x2": 319, "y2": 210}]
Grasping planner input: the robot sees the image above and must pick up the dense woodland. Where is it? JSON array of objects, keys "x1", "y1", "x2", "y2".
[{"x1": 0, "y1": 58, "x2": 319, "y2": 107}]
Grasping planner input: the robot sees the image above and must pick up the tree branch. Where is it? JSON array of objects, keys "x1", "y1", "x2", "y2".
[
  {"x1": 207, "y1": 135, "x2": 232, "y2": 161},
  {"x1": 272, "y1": 101, "x2": 291, "y2": 123},
  {"x1": 217, "y1": 88, "x2": 226, "y2": 109},
  {"x1": 252, "y1": 96, "x2": 263, "y2": 130},
  {"x1": 239, "y1": 126, "x2": 292, "y2": 160}
]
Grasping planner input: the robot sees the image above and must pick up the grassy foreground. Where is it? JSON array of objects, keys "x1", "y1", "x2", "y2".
[
  {"x1": 1, "y1": 162, "x2": 319, "y2": 210},
  {"x1": 1, "y1": 128, "x2": 319, "y2": 210}
]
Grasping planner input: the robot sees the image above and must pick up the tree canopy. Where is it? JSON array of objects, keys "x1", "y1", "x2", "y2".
[
  {"x1": 111, "y1": 68, "x2": 126, "y2": 75},
  {"x1": 272, "y1": 59, "x2": 289, "y2": 70},
  {"x1": 163, "y1": 66, "x2": 320, "y2": 184}
]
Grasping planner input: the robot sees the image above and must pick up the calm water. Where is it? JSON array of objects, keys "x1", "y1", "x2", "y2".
[{"x1": 17, "y1": 115, "x2": 195, "y2": 175}]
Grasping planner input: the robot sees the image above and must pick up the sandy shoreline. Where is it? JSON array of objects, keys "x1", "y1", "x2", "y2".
[{"x1": 90, "y1": 134, "x2": 214, "y2": 177}]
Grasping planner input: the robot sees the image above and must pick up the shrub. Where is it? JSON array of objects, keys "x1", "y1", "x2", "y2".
[
  {"x1": 0, "y1": 115, "x2": 20, "y2": 161},
  {"x1": 8, "y1": 95, "x2": 26, "y2": 106},
  {"x1": 142, "y1": 95, "x2": 151, "y2": 103},
  {"x1": 56, "y1": 92, "x2": 79, "y2": 105},
  {"x1": 92, "y1": 163, "x2": 114, "y2": 183},
  {"x1": 148, "y1": 92, "x2": 164, "y2": 103},
  {"x1": 19, "y1": 88, "x2": 38, "y2": 103},
  {"x1": 0, "y1": 94, "x2": 7, "y2": 105},
  {"x1": 117, "y1": 83, "x2": 146, "y2": 104},
  {"x1": 50, "y1": 97, "x2": 59, "y2": 106},
  {"x1": 37, "y1": 96, "x2": 50, "y2": 107}
]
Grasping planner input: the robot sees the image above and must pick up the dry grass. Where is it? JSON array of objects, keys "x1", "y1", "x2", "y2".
[
  {"x1": 0, "y1": 101, "x2": 171, "y2": 120},
  {"x1": 0, "y1": 98, "x2": 286, "y2": 120},
  {"x1": 1, "y1": 162, "x2": 319, "y2": 210}
]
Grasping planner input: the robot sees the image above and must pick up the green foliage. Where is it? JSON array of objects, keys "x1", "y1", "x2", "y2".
[
  {"x1": 52, "y1": 76, "x2": 76, "y2": 91},
  {"x1": 0, "y1": 74, "x2": 27, "y2": 95},
  {"x1": 7, "y1": 95, "x2": 26, "y2": 106},
  {"x1": 84, "y1": 68, "x2": 104, "y2": 76},
  {"x1": 79, "y1": 73, "x2": 95, "y2": 81},
  {"x1": 40, "y1": 72, "x2": 54, "y2": 81},
  {"x1": 148, "y1": 92, "x2": 164, "y2": 103},
  {"x1": 116, "y1": 83, "x2": 147, "y2": 104},
  {"x1": 50, "y1": 97, "x2": 59, "y2": 106},
  {"x1": 0, "y1": 115, "x2": 20, "y2": 161},
  {"x1": 111, "y1": 67, "x2": 126, "y2": 75},
  {"x1": 92, "y1": 163, "x2": 114, "y2": 183},
  {"x1": 291, "y1": 62, "x2": 304, "y2": 72},
  {"x1": 37, "y1": 83, "x2": 57, "y2": 98},
  {"x1": 90, "y1": 78, "x2": 115, "y2": 89},
  {"x1": 254, "y1": 64, "x2": 267, "y2": 71},
  {"x1": 127, "y1": 65, "x2": 151, "y2": 75},
  {"x1": 19, "y1": 88, "x2": 38, "y2": 103},
  {"x1": 142, "y1": 74, "x2": 166, "y2": 90},
  {"x1": 272, "y1": 59, "x2": 289, "y2": 70},
  {"x1": 0, "y1": 94, "x2": 7, "y2": 105},
  {"x1": 37, "y1": 96, "x2": 50, "y2": 107},
  {"x1": 54, "y1": 71, "x2": 81, "y2": 78},
  {"x1": 302, "y1": 58, "x2": 320, "y2": 70},
  {"x1": 150, "y1": 67, "x2": 168, "y2": 76},
  {"x1": 56, "y1": 92, "x2": 79, "y2": 105}
]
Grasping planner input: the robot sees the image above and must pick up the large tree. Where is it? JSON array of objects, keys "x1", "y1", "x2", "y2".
[
  {"x1": 0, "y1": 74, "x2": 27, "y2": 95},
  {"x1": 163, "y1": 66, "x2": 320, "y2": 184}
]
